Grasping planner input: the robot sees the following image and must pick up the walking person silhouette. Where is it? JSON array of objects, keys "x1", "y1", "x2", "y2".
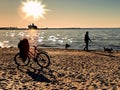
[{"x1": 84, "y1": 31, "x2": 92, "y2": 51}]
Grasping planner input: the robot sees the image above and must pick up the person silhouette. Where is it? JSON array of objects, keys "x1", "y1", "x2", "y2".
[
  {"x1": 18, "y1": 38, "x2": 30, "y2": 61},
  {"x1": 84, "y1": 31, "x2": 92, "y2": 51}
]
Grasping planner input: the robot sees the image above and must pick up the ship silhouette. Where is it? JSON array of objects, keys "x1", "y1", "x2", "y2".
[{"x1": 28, "y1": 23, "x2": 37, "y2": 30}]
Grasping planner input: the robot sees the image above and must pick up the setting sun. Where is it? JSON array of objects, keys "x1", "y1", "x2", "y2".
[{"x1": 22, "y1": 0, "x2": 47, "y2": 20}]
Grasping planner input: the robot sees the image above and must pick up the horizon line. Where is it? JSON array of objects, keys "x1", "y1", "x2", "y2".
[
  {"x1": 0, "y1": 27, "x2": 120, "y2": 30},
  {"x1": 0, "y1": 26, "x2": 120, "y2": 29}
]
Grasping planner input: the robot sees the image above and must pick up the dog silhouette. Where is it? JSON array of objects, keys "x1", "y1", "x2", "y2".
[
  {"x1": 104, "y1": 47, "x2": 113, "y2": 53},
  {"x1": 65, "y1": 43, "x2": 70, "y2": 49}
]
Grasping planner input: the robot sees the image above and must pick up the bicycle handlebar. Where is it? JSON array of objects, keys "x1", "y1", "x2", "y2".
[
  {"x1": 31, "y1": 45, "x2": 48, "y2": 54},
  {"x1": 32, "y1": 45, "x2": 38, "y2": 50}
]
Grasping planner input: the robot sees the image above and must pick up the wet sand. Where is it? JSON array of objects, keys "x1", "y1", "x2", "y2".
[{"x1": 0, "y1": 48, "x2": 120, "y2": 90}]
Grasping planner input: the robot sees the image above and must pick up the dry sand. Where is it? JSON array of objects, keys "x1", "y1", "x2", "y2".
[{"x1": 0, "y1": 48, "x2": 120, "y2": 90}]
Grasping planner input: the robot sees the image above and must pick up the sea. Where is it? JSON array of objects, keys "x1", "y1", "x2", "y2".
[{"x1": 0, "y1": 28, "x2": 120, "y2": 50}]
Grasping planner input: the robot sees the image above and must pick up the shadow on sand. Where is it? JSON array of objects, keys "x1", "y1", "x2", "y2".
[
  {"x1": 91, "y1": 51, "x2": 120, "y2": 59},
  {"x1": 26, "y1": 70, "x2": 51, "y2": 82},
  {"x1": 95, "y1": 52, "x2": 115, "y2": 57},
  {"x1": 16, "y1": 64, "x2": 58, "y2": 83}
]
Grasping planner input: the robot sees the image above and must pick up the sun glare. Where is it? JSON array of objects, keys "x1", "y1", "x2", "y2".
[{"x1": 22, "y1": 0, "x2": 47, "y2": 20}]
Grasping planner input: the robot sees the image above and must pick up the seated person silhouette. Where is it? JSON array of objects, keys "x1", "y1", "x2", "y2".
[{"x1": 18, "y1": 38, "x2": 30, "y2": 62}]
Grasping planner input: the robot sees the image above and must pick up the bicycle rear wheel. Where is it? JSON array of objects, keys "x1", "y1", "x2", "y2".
[
  {"x1": 14, "y1": 53, "x2": 30, "y2": 66},
  {"x1": 36, "y1": 52, "x2": 50, "y2": 68}
]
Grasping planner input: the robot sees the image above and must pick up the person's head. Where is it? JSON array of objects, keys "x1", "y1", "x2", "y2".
[
  {"x1": 23, "y1": 38, "x2": 28, "y2": 42},
  {"x1": 86, "y1": 31, "x2": 89, "y2": 35}
]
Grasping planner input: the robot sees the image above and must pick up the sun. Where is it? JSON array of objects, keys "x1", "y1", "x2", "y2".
[{"x1": 21, "y1": 0, "x2": 47, "y2": 20}]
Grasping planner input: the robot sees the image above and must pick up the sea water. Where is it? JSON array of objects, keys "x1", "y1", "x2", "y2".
[{"x1": 0, "y1": 28, "x2": 120, "y2": 50}]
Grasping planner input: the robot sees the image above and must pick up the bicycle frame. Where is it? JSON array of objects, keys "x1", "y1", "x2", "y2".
[
  {"x1": 28, "y1": 46, "x2": 39, "y2": 61},
  {"x1": 14, "y1": 45, "x2": 50, "y2": 68}
]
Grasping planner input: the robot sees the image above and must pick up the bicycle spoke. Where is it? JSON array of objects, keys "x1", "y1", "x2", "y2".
[
  {"x1": 14, "y1": 53, "x2": 30, "y2": 66},
  {"x1": 36, "y1": 52, "x2": 50, "y2": 68}
]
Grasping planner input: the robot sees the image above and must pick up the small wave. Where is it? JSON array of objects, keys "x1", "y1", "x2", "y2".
[{"x1": 38, "y1": 44, "x2": 57, "y2": 47}]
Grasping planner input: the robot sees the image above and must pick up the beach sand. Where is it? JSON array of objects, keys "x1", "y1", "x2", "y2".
[{"x1": 0, "y1": 48, "x2": 120, "y2": 90}]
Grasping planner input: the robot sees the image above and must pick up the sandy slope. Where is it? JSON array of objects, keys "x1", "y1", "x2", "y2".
[{"x1": 0, "y1": 48, "x2": 120, "y2": 90}]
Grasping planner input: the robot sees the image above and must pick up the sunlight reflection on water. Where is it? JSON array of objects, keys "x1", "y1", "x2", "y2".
[{"x1": 0, "y1": 29, "x2": 120, "y2": 50}]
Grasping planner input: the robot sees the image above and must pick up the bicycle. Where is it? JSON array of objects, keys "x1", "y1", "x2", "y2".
[{"x1": 14, "y1": 46, "x2": 50, "y2": 68}]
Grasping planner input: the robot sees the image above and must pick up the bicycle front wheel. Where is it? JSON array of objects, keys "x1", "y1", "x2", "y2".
[
  {"x1": 36, "y1": 52, "x2": 50, "y2": 68},
  {"x1": 14, "y1": 53, "x2": 30, "y2": 66}
]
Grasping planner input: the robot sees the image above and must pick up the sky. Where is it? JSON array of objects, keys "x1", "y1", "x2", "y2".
[{"x1": 0, "y1": 0, "x2": 120, "y2": 28}]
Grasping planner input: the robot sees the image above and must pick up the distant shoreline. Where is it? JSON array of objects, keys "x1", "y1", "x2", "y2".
[{"x1": 0, "y1": 27, "x2": 120, "y2": 30}]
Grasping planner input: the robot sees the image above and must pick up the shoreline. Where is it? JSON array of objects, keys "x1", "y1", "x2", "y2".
[
  {"x1": 0, "y1": 48, "x2": 120, "y2": 89},
  {"x1": 0, "y1": 47, "x2": 120, "y2": 52}
]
